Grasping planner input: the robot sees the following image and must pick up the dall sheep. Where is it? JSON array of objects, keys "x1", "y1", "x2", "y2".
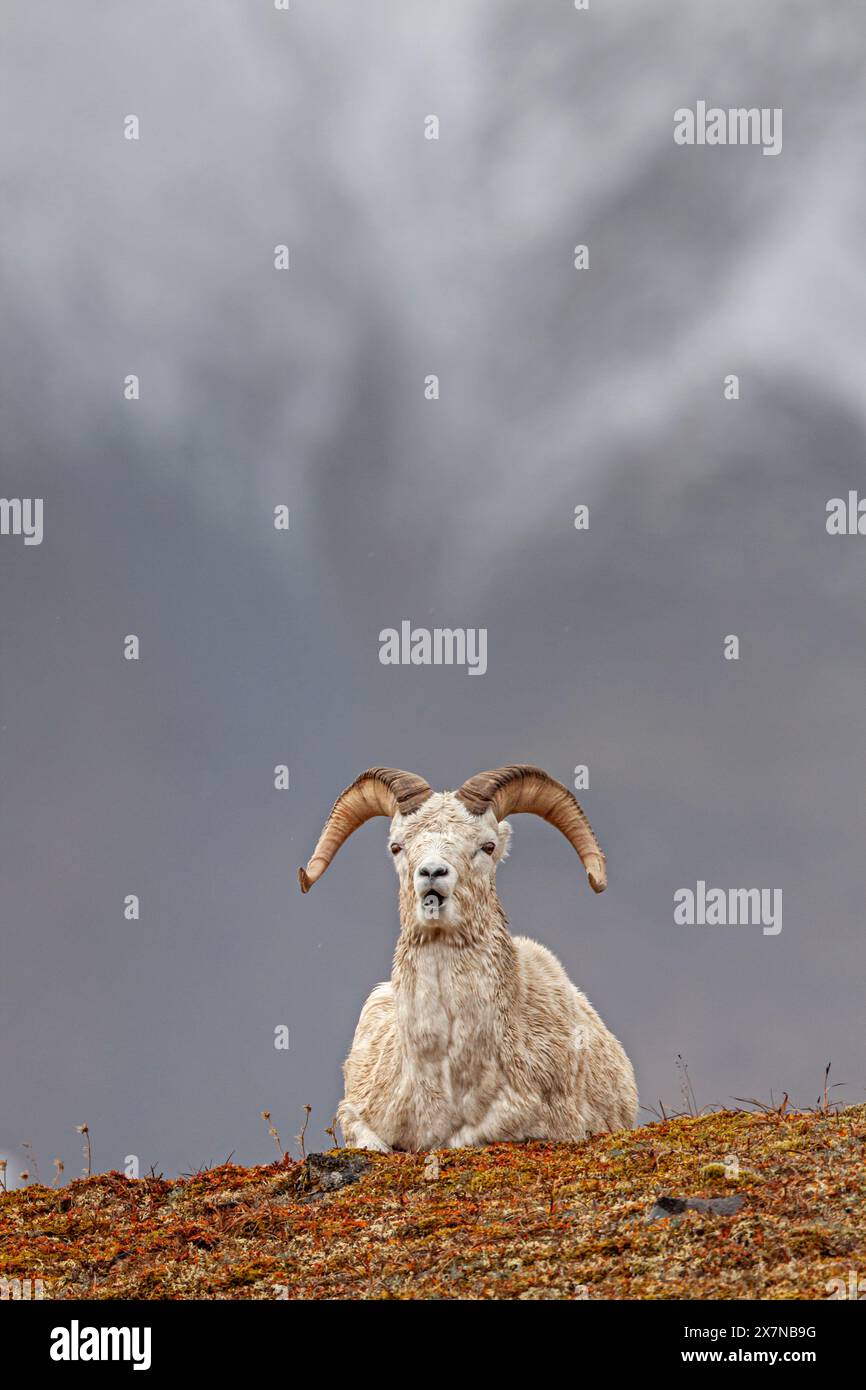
[{"x1": 299, "y1": 765, "x2": 637, "y2": 1151}]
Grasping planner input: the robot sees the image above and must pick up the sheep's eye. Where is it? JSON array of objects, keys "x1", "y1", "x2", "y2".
[
  {"x1": 481, "y1": 842, "x2": 496, "y2": 856},
  {"x1": 390, "y1": 843, "x2": 402, "y2": 855}
]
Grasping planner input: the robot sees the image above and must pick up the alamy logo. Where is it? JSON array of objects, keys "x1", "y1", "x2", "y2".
[
  {"x1": 50, "y1": 1320, "x2": 151, "y2": 1371},
  {"x1": 0, "y1": 497, "x2": 43, "y2": 545},
  {"x1": 674, "y1": 102, "x2": 782, "y2": 157},
  {"x1": 826, "y1": 492, "x2": 866, "y2": 535},
  {"x1": 674, "y1": 881, "x2": 782, "y2": 936},
  {"x1": 0, "y1": 1276, "x2": 46, "y2": 1299},
  {"x1": 379, "y1": 621, "x2": 487, "y2": 675},
  {"x1": 826, "y1": 1271, "x2": 866, "y2": 1300}
]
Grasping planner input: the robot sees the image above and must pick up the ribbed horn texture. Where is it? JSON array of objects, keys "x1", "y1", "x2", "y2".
[
  {"x1": 298, "y1": 768, "x2": 433, "y2": 892},
  {"x1": 456, "y1": 764, "x2": 607, "y2": 893}
]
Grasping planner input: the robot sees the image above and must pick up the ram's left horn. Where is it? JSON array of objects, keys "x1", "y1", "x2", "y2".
[{"x1": 456, "y1": 764, "x2": 606, "y2": 893}]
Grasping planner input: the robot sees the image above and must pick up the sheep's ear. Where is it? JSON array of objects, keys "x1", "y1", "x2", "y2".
[{"x1": 496, "y1": 820, "x2": 512, "y2": 862}]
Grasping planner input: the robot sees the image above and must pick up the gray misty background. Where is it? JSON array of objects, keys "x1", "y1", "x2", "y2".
[{"x1": 2, "y1": 0, "x2": 865, "y2": 1182}]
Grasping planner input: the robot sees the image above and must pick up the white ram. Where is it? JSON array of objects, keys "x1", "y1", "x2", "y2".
[{"x1": 299, "y1": 765, "x2": 638, "y2": 1151}]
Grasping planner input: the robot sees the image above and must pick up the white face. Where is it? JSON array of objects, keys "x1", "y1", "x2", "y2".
[{"x1": 386, "y1": 792, "x2": 512, "y2": 928}]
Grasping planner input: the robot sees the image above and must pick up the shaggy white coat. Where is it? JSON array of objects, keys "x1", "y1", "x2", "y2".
[{"x1": 338, "y1": 793, "x2": 637, "y2": 1152}]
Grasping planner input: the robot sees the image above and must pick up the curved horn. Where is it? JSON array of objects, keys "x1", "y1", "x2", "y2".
[
  {"x1": 456, "y1": 764, "x2": 606, "y2": 893},
  {"x1": 298, "y1": 768, "x2": 433, "y2": 893}
]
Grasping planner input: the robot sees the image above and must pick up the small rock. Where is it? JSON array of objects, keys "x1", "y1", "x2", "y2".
[
  {"x1": 646, "y1": 1193, "x2": 744, "y2": 1223},
  {"x1": 304, "y1": 1152, "x2": 370, "y2": 1192}
]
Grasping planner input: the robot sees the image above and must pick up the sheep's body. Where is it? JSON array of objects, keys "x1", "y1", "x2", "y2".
[
  {"x1": 339, "y1": 908, "x2": 637, "y2": 1153},
  {"x1": 301, "y1": 771, "x2": 638, "y2": 1154}
]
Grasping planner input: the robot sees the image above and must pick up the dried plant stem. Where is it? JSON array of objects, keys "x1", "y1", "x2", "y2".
[
  {"x1": 76, "y1": 1124, "x2": 91, "y2": 1178},
  {"x1": 21, "y1": 1142, "x2": 39, "y2": 1185},
  {"x1": 295, "y1": 1104, "x2": 312, "y2": 1160},
  {"x1": 260, "y1": 1111, "x2": 284, "y2": 1158}
]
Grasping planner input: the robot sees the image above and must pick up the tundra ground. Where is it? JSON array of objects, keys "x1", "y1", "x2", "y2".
[{"x1": 1, "y1": 1105, "x2": 863, "y2": 1300}]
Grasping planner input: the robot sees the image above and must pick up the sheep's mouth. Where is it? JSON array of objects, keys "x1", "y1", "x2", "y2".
[{"x1": 420, "y1": 889, "x2": 447, "y2": 917}]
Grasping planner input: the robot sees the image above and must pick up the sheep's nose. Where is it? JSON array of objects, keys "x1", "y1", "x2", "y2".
[{"x1": 418, "y1": 861, "x2": 450, "y2": 881}]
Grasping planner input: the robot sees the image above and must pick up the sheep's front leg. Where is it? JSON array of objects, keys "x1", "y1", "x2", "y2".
[
  {"x1": 338, "y1": 1102, "x2": 391, "y2": 1154},
  {"x1": 446, "y1": 1090, "x2": 525, "y2": 1149},
  {"x1": 447, "y1": 1124, "x2": 481, "y2": 1149}
]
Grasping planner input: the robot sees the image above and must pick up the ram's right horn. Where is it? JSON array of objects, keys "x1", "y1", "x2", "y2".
[{"x1": 298, "y1": 767, "x2": 433, "y2": 892}]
